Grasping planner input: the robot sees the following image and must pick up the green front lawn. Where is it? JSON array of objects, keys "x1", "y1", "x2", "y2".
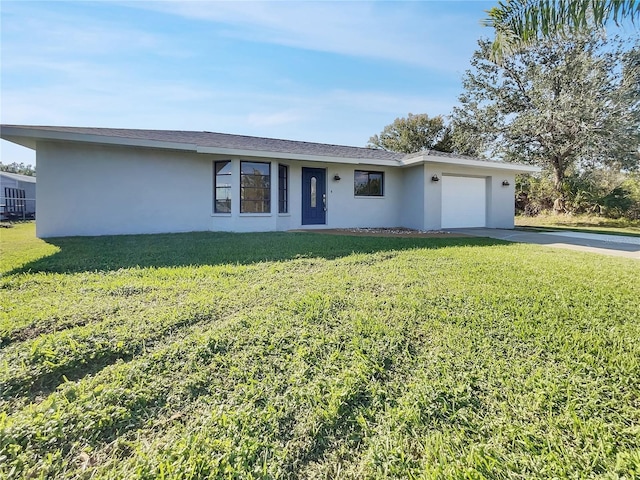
[{"x1": 1, "y1": 223, "x2": 639, "y2": 479}]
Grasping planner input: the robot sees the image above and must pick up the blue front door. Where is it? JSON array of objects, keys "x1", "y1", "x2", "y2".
[{"x1": 302, "y1": 168, "x2": 326, "y2": 225}]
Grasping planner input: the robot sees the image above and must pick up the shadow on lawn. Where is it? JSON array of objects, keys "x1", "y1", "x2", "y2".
[{"x1": 9, "y1": 231, "x2": 508, "y2": 274}]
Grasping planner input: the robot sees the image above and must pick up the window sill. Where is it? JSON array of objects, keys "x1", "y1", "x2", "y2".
[
  {"x1": 354, "y1": 195, "x2": 385, "y2": 199},
  {"x1": 239, "y1": 213, "x2": 272, "y2": 217}
]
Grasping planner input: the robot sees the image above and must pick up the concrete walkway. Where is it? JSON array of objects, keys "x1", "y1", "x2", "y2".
[{"x1": 451, "y1": 228, "x2": 640, "y2": 259}]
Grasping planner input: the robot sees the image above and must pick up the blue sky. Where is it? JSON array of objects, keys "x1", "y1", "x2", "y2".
[{"x1": 1, "y1": 0, "x2": 497, "y2": 166}]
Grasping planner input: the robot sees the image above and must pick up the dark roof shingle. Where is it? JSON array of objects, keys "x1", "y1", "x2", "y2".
[
  {"x1": 2, "y1": 125, "x2": 531, "y2": 169},
  {"x1": 5, "y1": 125, "x2": 404, "y2": 161}
]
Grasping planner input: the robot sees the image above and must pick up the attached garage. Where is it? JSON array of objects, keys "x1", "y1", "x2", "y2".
[{"x1": 441, "y1": 175, "x2": 487, "y2": 228}]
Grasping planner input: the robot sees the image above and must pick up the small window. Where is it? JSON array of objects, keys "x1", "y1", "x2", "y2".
[
  {"x1": 241, "y1": 161, "x2": 271, "y2": 213},
  {"x1": 214, "y1": 161, "x2": 232, "y2": 213},
  {"x1": 278, "y1": 164, "x2": 288, "y2": 213},
  {"x1": 310, "y1": 176, "x2": 317, "y2": 207},
  {"x1": 354, "y1": 170, "x2": 384, "y2": 196}
]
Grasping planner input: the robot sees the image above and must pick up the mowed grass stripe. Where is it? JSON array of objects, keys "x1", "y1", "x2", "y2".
[{"x1": 0, "y1": 223, "x2": 639, "y2": 478}]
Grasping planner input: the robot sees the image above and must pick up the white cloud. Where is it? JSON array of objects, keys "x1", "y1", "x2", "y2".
[
  {"x1": 1, "y1": 1, "x2": 191, "y2": 61},
  {"x1": 121, "y1": 1, "x2": 487, "y2": 71},
  {"x1": 0, "y1": 1, "x2": 485, "y2": 166}
]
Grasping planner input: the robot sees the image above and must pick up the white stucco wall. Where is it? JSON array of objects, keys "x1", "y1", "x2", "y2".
[
  {"x1": 35, "y1": 144, "x2": 406, "y2": 237},
  {"x1": 322, "y1": 163, "x2": 403, "y2": 229},
  {"x1": 36, "y1": 142, "x2": 213, "y2": 237},
  {"x1": 34, "y1": 141, "x2": 520, "y2": 237},
  {"x1": 423, "y1": 162, "x2": 516, "y2": 230},
  {"x1": 486, "y1": 174, "x2": 516, "y2": 228},
  {"x1": 400, "y1": 165, "x2": 425, "y2": 230}
]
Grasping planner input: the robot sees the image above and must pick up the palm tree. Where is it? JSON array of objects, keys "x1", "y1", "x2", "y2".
[{"x1": 484, "y1": 0, "x2": 639, "y2": 60}]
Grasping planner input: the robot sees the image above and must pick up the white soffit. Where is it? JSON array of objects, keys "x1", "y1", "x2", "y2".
[{"x1": 402, "y1": 154, "x2": 541, "y2": 173}]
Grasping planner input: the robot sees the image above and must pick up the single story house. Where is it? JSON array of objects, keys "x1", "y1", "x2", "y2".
[
  {"x1": 0, "y1": 125, "x2": 540, "y2": 238},
  {"x1": 0, "y1": 170, "x2": 36, "y2": 221}
]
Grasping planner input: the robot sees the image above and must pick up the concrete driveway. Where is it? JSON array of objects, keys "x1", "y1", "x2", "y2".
[{"x1": 451, "y1": 228, "x2": 640, "y2": 259}]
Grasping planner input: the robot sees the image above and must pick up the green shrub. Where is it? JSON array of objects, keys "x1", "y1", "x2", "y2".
[{"x1": 517, "y1": 170, "x2": 640, "y2": 219}]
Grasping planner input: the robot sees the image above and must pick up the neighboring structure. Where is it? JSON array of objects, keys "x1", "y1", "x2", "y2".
[
  {"x1": 0, "y1": 125, "x2": 540, "y2": 238},
  {"x1": 0, "y1": 170, "x2": 36, "y2": 221}
]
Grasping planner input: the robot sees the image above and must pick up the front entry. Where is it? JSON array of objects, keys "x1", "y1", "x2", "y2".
[{"x1": 301, "y1": 167, "x2": 326, "y2": 225}]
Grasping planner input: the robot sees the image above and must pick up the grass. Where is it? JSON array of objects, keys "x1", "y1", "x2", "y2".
[
  {"x1": 515, "y1": 213, "x2": 640, "y2": 236},
  {"x1": 1, "y1": 222, "x2": 639, "y2": 479}
]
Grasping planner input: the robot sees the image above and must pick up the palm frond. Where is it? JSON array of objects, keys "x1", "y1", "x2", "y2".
[{"x1": 485, "y1": 0, "x2": 640, "y2": 61}]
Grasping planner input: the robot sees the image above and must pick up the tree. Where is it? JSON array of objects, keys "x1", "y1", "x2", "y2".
[
  {"x1": 484, "y1": 0, "x2": 640, "y2": 60},
  {"x1": 0, "y1": 162, "x2": 36, "y2": 176},
  {"x1": 367, "y1": 113, "x2": 454, "y2": 154},
  {"x1": 452, "y1": 33, "x2": 640, "y2": 212},
  {"x1": 516, "y1": 168, "x2": 640, "y2": 218}
]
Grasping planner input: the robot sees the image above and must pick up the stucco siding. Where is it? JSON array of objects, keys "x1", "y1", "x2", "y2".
[
  {"x1": 32, "y1": 141, "x2": 521, "y2": 237},
  {"x1": 36, "y1": 142, "x2": 212, "y2": 237},
  {"x1": 486, "y1": 174, "x2": 516, "y2": 228},
  {"x1": 424, "y1": 165, "x2": 443, "y2": 231},
  {"x1": 423, "y1": 163, "x2": 517, "y2": 230},
  {"x1": 323, "y1": 163, "x2": 402, "y2": 229},
  {"x1": 400, "y1": 165, "x2": 425, "y2": 230}
]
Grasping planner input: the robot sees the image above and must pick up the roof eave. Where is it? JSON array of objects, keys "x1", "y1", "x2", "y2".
[
  {"x1": 196, "y1": 145, "x2": 400, "y2": 165},
  {"x1": 0, "y1": 126, "x2": 197, "y2": 153},
  {"x1": 1, "y1": 126, "x2": 401, "y2": 166},
  {"x1": 401, "y1": 153, "x2": 542, "y2": 173}
]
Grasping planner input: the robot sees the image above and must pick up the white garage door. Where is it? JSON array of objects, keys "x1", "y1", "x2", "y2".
[{"x1": 441, "y1": 176, "x2": 486, "y2": 228}]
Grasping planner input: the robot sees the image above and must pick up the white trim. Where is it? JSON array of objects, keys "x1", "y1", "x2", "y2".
[
  {"x1": 1, "y1": 126, "x2": 196, "y2": 152},
  {"x1": 401, "y1": 154, "x2": 541, "y2": 173}
]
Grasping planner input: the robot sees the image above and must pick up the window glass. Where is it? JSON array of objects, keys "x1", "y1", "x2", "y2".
[
  {"x1": 241, "y1": 161, "x2": 271, "y2": 213},
  {"x1": 354, "y1": 170, "x2": 384, "y2": 196},
  {"x1": 241, "y1": 162, "x2": 270, "y2": 176},
  {"x1": 214, "y1": 160, "x2": 232, "y2": 213},
  {"x1": 310, "y1": 176, "x2": 317, "y2": 207},
  {"x1": 354, "y1": 171, "x2": 369, "y2": 196},
  {"x1": 278, "y1": 164, "x2": 288, "y2": 213}
]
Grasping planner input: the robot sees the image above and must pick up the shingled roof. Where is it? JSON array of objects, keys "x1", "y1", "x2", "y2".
[
  {"x1": 0, "y1": 125, "x2": 541, "y2": 173},
  {"x1": 0, "y1": 125, "x2": 404, "y2": 162}
]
